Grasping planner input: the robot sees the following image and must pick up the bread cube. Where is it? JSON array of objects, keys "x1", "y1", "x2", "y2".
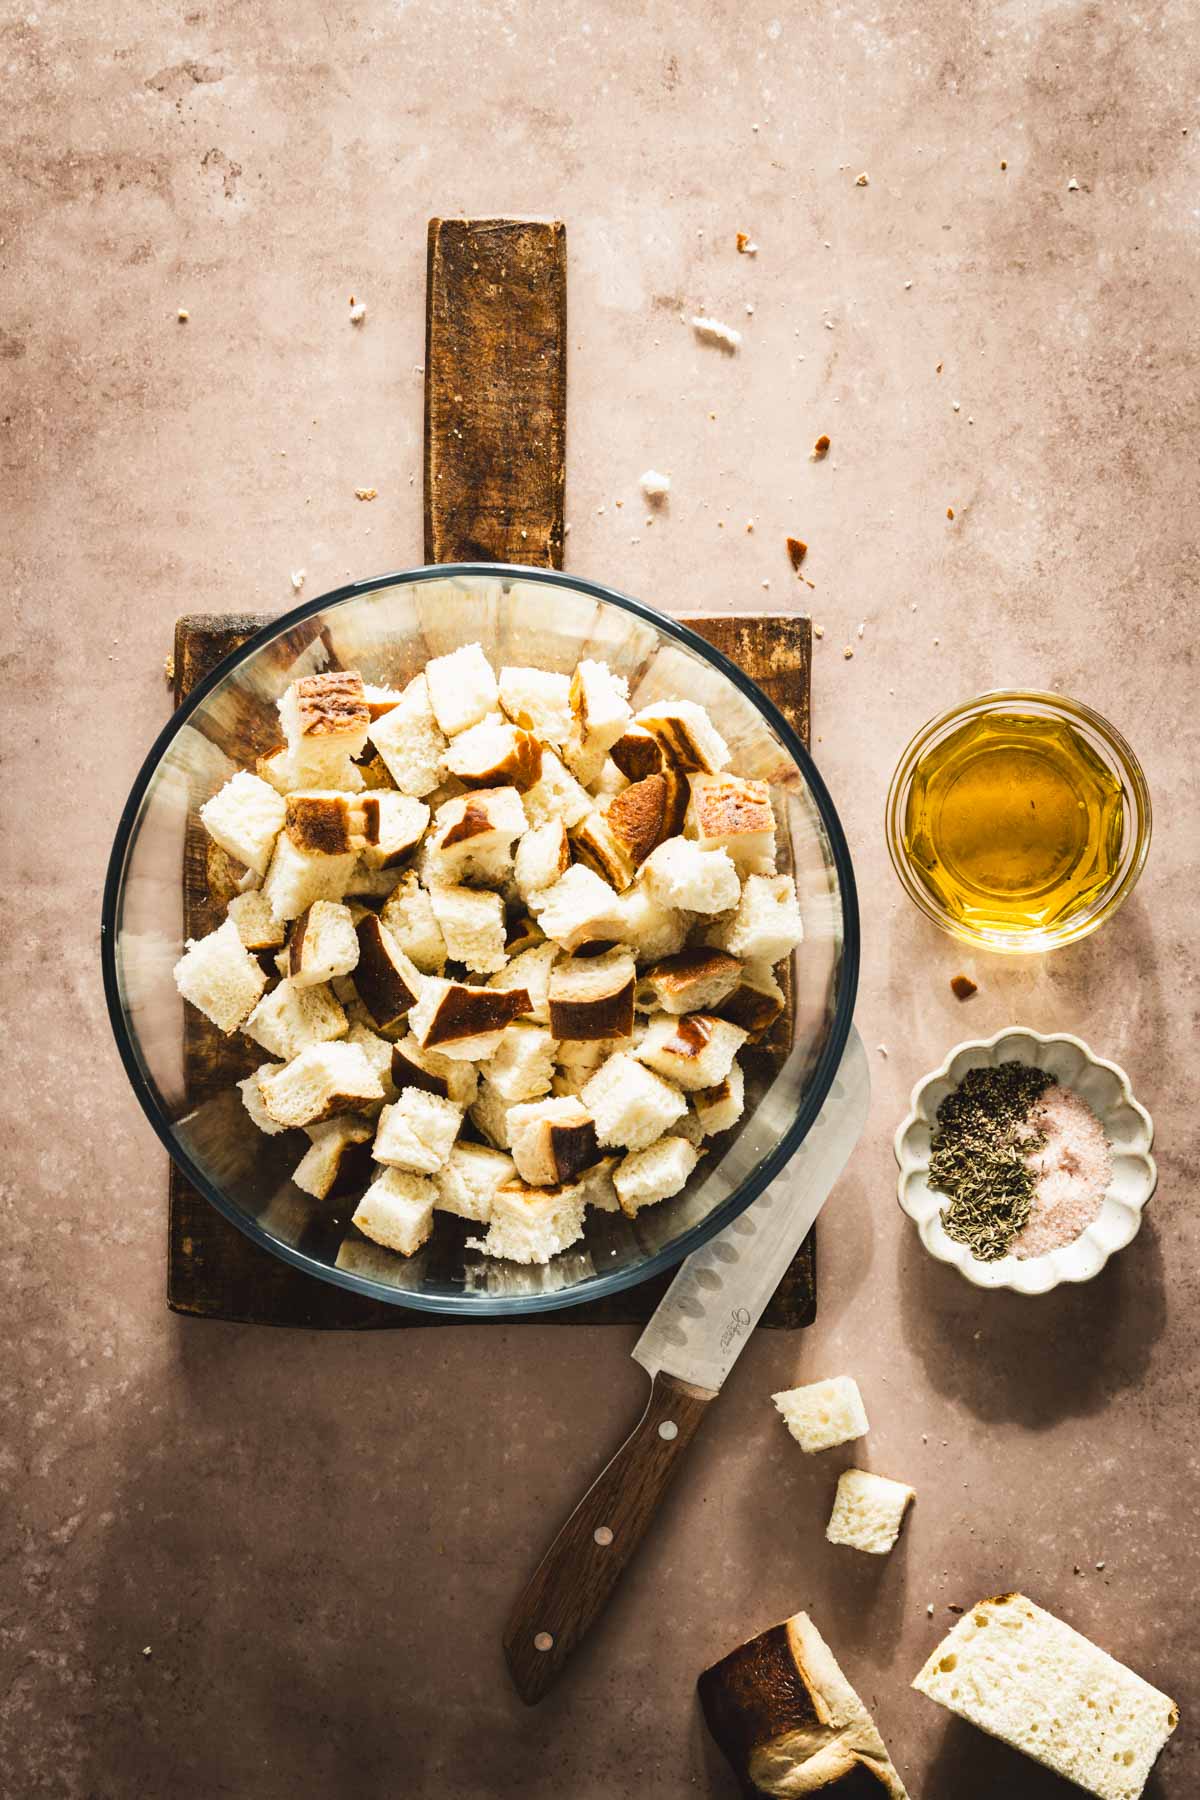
[
  {"x1": 284, "y1": 790, "x2": 356, "y2": 856},
  {"x1": 289, "y1": 900, "x2": 359, "y2": 987},
  {"x1": 581, "y1": 1051, "x2": 687, "y2": 1151},
  {"x1": 424, "y1": 642, "x2": 499, "y2": 737},
  {"x1": 548, "y1": 950, "x2": 635, "y2": 1041},
  {"x1": 257, "y1": 1040, "x2": 384, "y2": 1128},
  {"x1": 551, "y1": 1036, "x2": 615, "y2": 1097},
  {"x1": 346, "y1": 1020, "x2": 399, "y2": 1102},
  {"x1": 575, "y1": 1154, "x2": 621, "y2": 1213},
  {"x1": 605, "y1": 884, "x2": 690, "y2": 961},
  {"x1": 692, "y1": 1059, "x2": 745, "y2": 1135},
  {"x1": 574, "y1": 772, "x2": 684, "y2": 890},
  {"x1": 373, "y1": 1088, "x2": 463, "y2": 1174},
  {"x1": 634, "y1": 699, "x2": 730, "y2": 774},
  {"x1": 639, "y1": 947, "x2": 741, "y2": 1015},
  {"x1": 513, "y1": 820, "x2": 571, "y2": 901},
  {"x1": 445, "y1": 718, "x2": 543, "y2": 791},
  {"x1": 826, "y1": 1469, "x2": 915, "y2": 1556},
  {"x1": 352, "y1": 915, "x2": 423, "y2": 1032},
  {"x1": 635, "y1": 1012, "x2": 747, "y2": 1092},
  {"x1": 528, "y1": 864, "x2": 621, "y2": 951},
  {"x1": 520, "y1": 749, "x2": 593, "y2": 831},
  {"x1": 227, "y1": 888, "x2": 287, "y2": 952},
  {"x1": 390, "y1": 1035, "x2": 479, "y2": 1108},
  {"x1": 368, "y1": 672, "x2": 448, "y2": 797},
  {"x1": 408, "y1": 977, "x2": 529, "y2": 1060},
  {"x1": 686, "y1": 773, "x2": 776, "y2": 873},
  {"x1": 427, "y1": 884, "x2": 507, "y2": 975},
  {"x1": 641, "y1": 837, "x2": 740, "y2": 914},
  {"x1": 242, "y1": 977, "x2": 348, "y2": 1060},
  {"x1": 379, "y1": 871, "x2": 447, "y2": 974},
  {"x1": 237, "y1": 1061, "x2": 288, "y2": 1135},
  {"x1": 772, "y1": 1376, "x2": 870, "y2": 1454},
  {"x1": 292, "y1": 1115, "x2": 374, "y2": 1199},
  {"x1": 435, "y1": 1141, "x2": 515, "y2": 1223},
  {"x1": 277, "y1": 671, "x2": 371, "y2": 782},
  {"x1": 486, "y1": 1022, "x2": 557, "y2": 1104},
  {"x1": 564, "y1": 659, "x2": 632, "y2": 785},
  {"x1": 609, "y1": 725, "x2": 666, "y2": 783},
  {"x1": 352, "y1": 1167, "x2": 436, "y2": 1256},
  {"x1": 487, "y1": 941, "x2": 558, "y2": 1025},
  {"x1": 716, "y1": 960, "x2": 786, "y2": 1040},
  {"x1": 469, "y1": 1078, "x2": 514, "y2": 1149},
  {"x1": 357, "y1": 791, "x2": 429, "y2": 868},
  {"x1": 470, "y1": 1178, "x2": 586, "y2": 1265},
  {"x1": 199, "y1": 770, "x2": 286, "y2": 876},
  {"x1": 256, "y1": 745, "x2": 301, "y2": 794},
  {"x1": 613, "y1": 1135, "x2": 699, "y2": 1217},
  {"x1": 261, "y1": 832, "x2": 359, "y2": 923},
  {"x1": 498, "y1": 665, "x2": 573, "y2": 747},
  {"x1": 570, "y1": 810, "x2": 638, "y2": 891},
  {"x1": 670, "y1": 1105, "x2": 707, "y2": 1147},
  {"x1": 714, "y1": 874, "x2": 804, "y2": 963},
  {"x1": 507, "y1": 1097, "x2": 600, "y2": 1186},
  {"x1": 426, "y1": 786, "x2": 527, "y2": 886},
  {"x1": 173, "y1": 917, "x2": 267, "y2": 1034},
  {"x1": 912, "y1": 1593, "x2": 1178, "y2": 1800}
]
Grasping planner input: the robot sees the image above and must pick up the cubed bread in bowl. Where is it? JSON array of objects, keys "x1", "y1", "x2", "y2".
[
  {"x1": 635, "y1": 1012, "x2": 748, "y2": 1091},
  {"x1": 520, "y1": 749, "x2": 593, "y2": 831},
  {"x1": 469, "y1": 1177, "x2": 586, "y2": 1265},
  {"x1": 634, "y1": 699, "x2": 730, "y2": 774},
  {"x1": 445, "y1": 718, "x2": 543, "y2": 791},
  {"x1": 513, "y1": 819, "x2": 571, "y2": 901},
  {"x1": 581, "y1": 1051, "x2": 688, "y2": 1151},
  {"x1": 486, "y1": 1022, "x2": 558, "y2": 1104},
  {"x1": 237, "y1": 1061, "x2": 288, "y2": 1135},
  {"x1": 609, "y1": 725, "x2": 666, "y2": 783},
  {"x1": 257, "y1": 1039, "x2": 384, "y2": 1128},
  {"x1": 173, "y1": 917, "x2": 267, "y2": 1034},
  {"x1": 242, "y1": 977, "x2": 348, "y2": 1059},
  {"x1": 564, "y1": 659, "x2": 632, "y2": 785},
  {"x1": 641, "y1": 837, "x2": 741, "y2": 914},
  {"x1": 686, "y1": 772, "x2": 776, "y2": 873},
  {"x1": 426, "y1": 785, "x2": 526, "y2": 886},
  {"x1": 434, "y1": 1141, "x2": 515, "y2": 1223},
  {"x1": 261, "y1": 831, "x2": 359, "y2": 923},
  {"x1": 353, "y1": 915, "x2": 424, "y2": 1032},
  {"x1": 711, "y1": 874, "x2": 804, "y2": 963},
  {"x1": 613, "y1": 1135, "x2": 699, "y2": 1217},
  {"x1": 352, "y1": 1167, "x2": 437, "y2": 1256},
  {"x1": 548, "y1": 950, "x2": 636, "y2": 1041},
  {"x1": 507, "y1": 1096, "x2": 600, "y2": 1187},
  {"x1": 487, "y1": 941, "x2": 559, "y2": 1025},
  {"x1": 528, "y1": 863, "x2": 622, "y2": 951},
  {"x1": 379, "y1": 871, "x2": 447, "y2": 973},
  {"x1": 284, "y1": 790, "x2": 356, "y2": 856},
  {"x1": 604, "y1": 884, "x2": 690, "y2": 961},
  {"x1": 346, "y1": 1020, "x2": 399, "y2": 1102},
  {"x1": 638, "y1": 947, "x2": 742, "y2": 1015},
  {"x1": 289, "y1": 900, "x2": 359, "y2": 988},
  {"x1": 427, "y1": 883, "x2": 507, "y2": 975},
  {"x1": 227, "y1": 888, "x2": 287, "y2": 952},
  {"x1": 368, "y1": 672, "x2": 447, "y2": 797},
  {"x1": 691, "y1": 1059, "x2": 745, "y2": 1135},
  {"x1": 498, "y1": 665, "x2": 573, "y2": 747},
  {"x1": 277, "y1": 671, "x2": 371, "y2": 783},
  {"x1": 373, "y1": 1088, "x2": 463, "y2": 1174},
  {"x1": 716, "y1": 959, "x2": 786, "y2": 1039},
  {"x1": 425, "y1": 642, "x2": 500, "y2": 737},
  {"x1": 390, "y1": 1033, "x2": 479, "y2": 1108},
  {"x1": 407, "y1": 977, "x2": 530, "y2": 1060},
  {"x1": 199, "y1": 770, "x2": 286, "y2": 876},
  {"x1": 292, "y1": 1115, "x2": 374, "y2": 1200},
  {"x1": 356, "y1": 791, "x2": 429, "y2": 868}
]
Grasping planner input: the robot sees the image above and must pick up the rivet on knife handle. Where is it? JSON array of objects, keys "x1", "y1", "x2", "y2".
[{"x1": 502, "y1": 1369, "x2": 716, "y2": 1705}]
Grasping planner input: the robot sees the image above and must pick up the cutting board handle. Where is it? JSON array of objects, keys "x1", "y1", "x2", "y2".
[{"x1": 503, "y1": 1369, "x2": 717, "y2": 1705}]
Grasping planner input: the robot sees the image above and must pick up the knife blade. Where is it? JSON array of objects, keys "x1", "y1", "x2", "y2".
[{"x1": 502, "y1": 1026, "x2": 870, "y2": 1704}]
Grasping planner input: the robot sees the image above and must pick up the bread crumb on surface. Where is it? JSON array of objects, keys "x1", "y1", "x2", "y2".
[
  {"x1": 735, "y1": 231, "x2": 758, "y2": 255},
  {"x1": 176, "y1": 308, "x2": 189, "y2": 322},
  {"x1": 164, "y1": 654, "x2": 175, "y2": 682},
  {"x1": 290, "y1": 569, "x2": 306, "y2": 592},
  {"x1": 842, "y1": 647, "x2": 854, "y2": 660},
  {"x1": 811, "y1": 434, "x2": 831, "y2": 460},
  {"x1": 349, "y1": 301, "x2": 367, "y2": 323},
  {"x1": 813, "y1": 624, "x2": 824, "y2": 638},
  {"x1": 639, "y1": 469, "x2": 671, "y2": 501},
  {"x1": 1067, "y1": 177, "x2": 1080, "y2": 190},
  {"x1": 947, "y1": 506, "x2": 955, "y2": 519},
  {"x1": 691, "y1": 314, "x2": 742, "y2": 350},
  {"x1": 855, "y1": 171, "x2": 870, "y2": 185},
  {"x1": 950, "y1": 973, "x2": 978, "y2": 1000},
  {"x1": 786, "y1": 536, "x2": 807, "y2": 570},
  {"x1": 354, "y1": 487, "x2": 378, "y2": 501}
]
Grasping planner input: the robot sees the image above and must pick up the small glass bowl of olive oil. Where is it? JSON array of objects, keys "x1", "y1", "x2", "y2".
[{"x1": 886, "y1": 691, "x2": 1151, "y2": 952}]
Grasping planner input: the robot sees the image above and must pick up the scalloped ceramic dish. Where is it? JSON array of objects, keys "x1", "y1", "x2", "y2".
[{"x1": 895, "y1": 1027, "x2": 1156, "y2": 1295}]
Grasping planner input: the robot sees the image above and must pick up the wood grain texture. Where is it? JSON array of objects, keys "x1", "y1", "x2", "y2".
[
  {"x1": 166, "y1": 610, "x2": 817, "y2": 1329},
  {"x1": 424, "y1": 218, "x2": 566, "y2": 567},
  {"x1": 503, "y1": 1369, "x2": 717, "y2": 1705}
]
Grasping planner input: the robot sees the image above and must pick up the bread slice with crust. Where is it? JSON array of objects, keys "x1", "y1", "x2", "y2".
[
  {"x1": 638, "y1": 947, "x2": 742, "y2": 1015},
  {"x1": 686, "y1": 772, "x2": 776, "y2": 873},
  {"x1": 353, "y1": 915, "x2": 424, "y2": 1031},
  {"x1": 548, "y1": 950, "x2": 636, "y2": 1041},
  {"x1": 407, "y1": 977, "x2": 530, "y2": 1060},
  {"x1": 507, "y1": 1096, "x2": 599, "y2": 1186}
]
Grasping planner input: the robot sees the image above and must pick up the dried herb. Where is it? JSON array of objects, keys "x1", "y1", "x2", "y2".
[{"x1": 928, "y1": 1061, "x2": 1054, "y2": 1261}]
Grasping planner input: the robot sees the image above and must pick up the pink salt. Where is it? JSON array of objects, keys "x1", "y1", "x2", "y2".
[{"x1": 1011, "y1": 1082, "x2": 1112, "y2": 1259}]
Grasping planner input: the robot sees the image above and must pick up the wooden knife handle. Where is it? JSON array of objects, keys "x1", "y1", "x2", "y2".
[{"x1": 503, "y1": 1368, "x2": 717, "y2": 1705}]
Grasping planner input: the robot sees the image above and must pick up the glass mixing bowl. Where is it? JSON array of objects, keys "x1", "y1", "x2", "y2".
[{"x1": 102, "y1": 566, "x2": 859, "y2": 1315}]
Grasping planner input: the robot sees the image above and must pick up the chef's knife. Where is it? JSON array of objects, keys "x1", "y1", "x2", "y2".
[{"x1": 503, "y1": 1027, "x2": 870, "y2": 1704}]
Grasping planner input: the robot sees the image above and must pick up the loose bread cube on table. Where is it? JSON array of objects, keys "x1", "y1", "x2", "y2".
[
  {"x1": 486, "y1": 1021, "x2": 558, "y2": 1104},
  {"x1": 613, "y1": 1135, "x2": 699, "y2": 1217},
  {"x1": 407, "y1": 977, "x2": 529, "y2": 1061},
  {"x1": 379, "y1": 871, "x2": 447, "y2": 973},
  {"x1": 507, "y1": 1096, "x2": 600, "y2": 1186},
  {"x1": 547, "y1": 950, "x2": 636, "y2": 1041},
  {"x1": 199, "y1": 770, "x2": 286, "y2": 876},
  {"x1": 564, "y1": 659, "x2": 632, "y2": 786},
  {"x1": 642, "y1": 836, "x2": 741, "y2": 914},
  {"x1": 582, "y1": 1050, "x2": 688, "y2": 1151},
  {"x1": 717, "y1": 959, "x2": 786, "y2": 1039},
  {"x1": 368, "y1": 673, "x2": 447, "y2": 797},
  {"x1": 634, "y1": 699, "x2": 731, "y2": 774},
  {"x1": 352, "y1": 915, "x2": 424, "y2": 1033},
  {"x1": 686, "y1": 772, "x2": 777, "y2": 873},
  {"x1": 445, "y1": 718, "x2": 543, "y2": 791},
  {"x1": 520, "y1": 748, "x2": 593, "y2": 831},
  {"x1": 261, "y1": 831, "x2": 359, "y2": 923},
  {"x1": 638, "y1": 947, "x2": 742, "y2": 1015},
  {"x1": 488, "y1": 941, "x2": 559, "y2": 1024},
  {"x1": 826, "y1": 1469, "x2": 915, "y2": 1556},
  {"x1": 425, "y1": 642, "x2": 500, "y2": 737},
  {"x1": 692, "y1": 1059, "x2": 745, "y2": 1135},
  {"x1": 390, "y1": 1034, "x2": 479, "y2": 1108},
  {"x1": 635, "y1": 1012, "x2": 747, "y2": 1092},
  {"x1": 352, "y1": 1167, "x2": 437, "y2": 1256},
  {"x1": 356, "y1": 791, "x2": 429, "y2": 868},
  {"x1": 513, "y1": 819, "x2": 571, "y2": 901},
  {"x1": 227, "y1": 888, "x2": 287, "y2": 952},
  {"x1": 498, "y1": 665, "x2": 573, "y2": 748},
  {"x1": 277, "y1": 671, "x2": 371, "y2": 784},
  {"x1": 912, "y1": 1593, "x2": 1178, "y2": 1800},
  {"x1": 257, "y1": 1039, "x2": 384, "y2": 1128},
  {"x1": 772, "y1": 1376, "x2": 869, "y2": 1454},
  {"x1": 242, "y1": 977, "x2": 348, "y2": 1060},
  {"x1": 528, "y1": 864, "x2": 621, "y2": 951},
  {"x1": 292, "y1": 1115, "x2": 374, "y2": 1199},
  {"x1": 469, "y1": 1177, "x2": 586, "y2": 1265},
  {"x1": 237, "y1": 1061, "x2": 287, "y2": 1134},
  {"x1": 373, "y1": 1088, "x2": 463, "y2": 1174},
  {"x1": 173, "y1": 917, "x2": 268, "y2": 1034},
  {"x1": 427, "y1": 883, "x2": 507, "y2": 975},
  {"x1": 712, "y1": 874, "x2": 804, "y2": 964},
  {"x1": 288, "y1": 900, "x2": 359, "y2": 987}
]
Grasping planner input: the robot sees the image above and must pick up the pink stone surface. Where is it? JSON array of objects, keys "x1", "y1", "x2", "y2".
[{"x1": 1, "y1": 4, "x2": 1196, "y2": 1796}]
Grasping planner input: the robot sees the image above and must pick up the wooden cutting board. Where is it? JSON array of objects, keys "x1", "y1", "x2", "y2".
[{"x1": 165, "y1": 216, "x2": 816, "y2": 1329}]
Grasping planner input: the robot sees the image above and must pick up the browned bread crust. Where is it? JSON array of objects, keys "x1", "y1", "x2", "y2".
[
  {"x1": 690, "y1": 773, "x2": 773, "y2": 841},
  {"x1": 285, "y1": 793, "x2": 354, "y2": 855},
  {"x1": 291, "y1": 671, "x2": 370, "y2": 739},
  {"x1": 422, "y1": 982, "x2": 530, "y2": 1047},
  {"x1": 718, "y1": 973, "x2": 785, "y2": 1040},
  {"x1": 440, "y1": 792, "x2": 506, "y2": 847},
  {"x1": 547, "y1": 955, "x2": 635, "y2": 1041},
  {"x1": 354, "y1": 915, "x2": 421, "y2": 1029},
  {"x1": 455, "y1": 726, "x2": 543, "y2": 791},
  {"x1": 609, "y1": 727, "x2": 666, "y2": 782},
  {"x1": 391, "y1": 1041, "x2": 451, "y2": 1099},
  {"x1": 605, "y1": 774, "x2": 673, "y2": 864},
  {"x1": 644, "y1": 947, "x2": 741, "y2": 1006}
]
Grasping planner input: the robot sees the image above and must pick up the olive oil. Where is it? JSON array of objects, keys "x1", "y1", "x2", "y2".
[{"x1": 902, "y1": 711, "x2": 1124, "y2": 937}]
